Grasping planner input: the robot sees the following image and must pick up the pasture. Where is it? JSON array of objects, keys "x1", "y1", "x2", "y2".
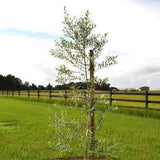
[
  {"x1": 0, "y1": 96, "x2": 160, "y2": 160},
  {"x1": 1, "y1": 90, "x2": 160, "y2": 109}
]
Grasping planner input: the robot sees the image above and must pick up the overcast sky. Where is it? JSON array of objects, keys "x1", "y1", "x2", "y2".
[{"x1": 0, "y1": 0, "x2": 160, "y2": 89}]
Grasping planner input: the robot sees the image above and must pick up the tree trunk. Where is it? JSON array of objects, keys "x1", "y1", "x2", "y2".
[{"x1": 89, "y1": 50, "x2": 95, "y2": 160}]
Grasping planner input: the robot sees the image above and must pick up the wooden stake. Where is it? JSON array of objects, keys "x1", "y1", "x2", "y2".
[{"x1": 89, "y1": 50, "x2": 95, "y2": 160}]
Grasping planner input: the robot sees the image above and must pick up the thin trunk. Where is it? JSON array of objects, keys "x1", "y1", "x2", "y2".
[
  {"x1": 84, "y1": 50, "x2": 95, "y2": 160},
  {"x1": 89, "y1": 50, "x2": 95, "y2": 160},
  {"x1": 83, "y1": 50, "x2": 88, "y2": 84},
  {"x1": 83, "y1": 40, "x2": 89, "y2": 160},
  {"x1": 84, "y1": 114, "x2": 90, "y2": 160}
]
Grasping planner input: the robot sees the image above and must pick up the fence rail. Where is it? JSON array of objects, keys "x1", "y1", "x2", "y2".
[{"x1": 1, "y1": 90, "x2": 160, "y2": 110}]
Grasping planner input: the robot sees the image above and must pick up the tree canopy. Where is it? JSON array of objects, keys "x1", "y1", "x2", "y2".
[
  {"x1": 0, "y1": 74, "x2": 23, "y2": 90},
  {"x1": 50, "y1": 7, "x2": 117, "y2": 85}
]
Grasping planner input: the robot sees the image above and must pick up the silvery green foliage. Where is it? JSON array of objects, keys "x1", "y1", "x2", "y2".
[
  {"x1": 96, "y1": 101, "x2": 118, "y2": 130},
  {"x1": 70, "y1": 86, "x2": 82, "y2": 107},
  {"x1": 50, "y1": 7, "x2": 117, "y2": 84},
  {"x1": 55, "y1": 65, "x2": 75, "y2": 84},
  {"x1": 48, "y1": 104, "x2": 119, "y2": 158},
  {"x1": 50, "y1": 7, "x2": 119, "y2": 159},
  {"x1": 48, "y1": 105, "x2": 88, "y2": 155},
  {"x1": 96, "y1": 139, "x2": 121, "y2": 159},
  {"x1": 95, "y1": 77, "x2": 108, "y2": 86}
]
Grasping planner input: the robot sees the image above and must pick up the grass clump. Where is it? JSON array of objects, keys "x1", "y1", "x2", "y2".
[{"x1": 115, "y1": 106, "x2": 160, "y2": 119}]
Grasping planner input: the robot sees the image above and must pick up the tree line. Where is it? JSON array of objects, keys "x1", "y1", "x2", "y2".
[
  {"x1": 0, "y1": 74, "x2": 116, "y2": 91},
  {"x1": 54, "y1": 81, "x2": 112, "y2": 90},
  {"x1": 0, "y1": 74, "x2": 53, "y2": 90}
]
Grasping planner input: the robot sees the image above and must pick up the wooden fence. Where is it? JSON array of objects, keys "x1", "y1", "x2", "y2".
[
  {"x1": 1, "y1": 90, "x2": 160, "y2": 109},
  {"x1": 0, "y1": 90, "x2": 70, "y2": 101},
  {"x1": 108, "y1": 91, "x2": 160, "y2": 109}
]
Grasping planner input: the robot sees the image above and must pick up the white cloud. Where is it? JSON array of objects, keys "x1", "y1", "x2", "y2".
[
  {"x1": 0, "y1": 34, "x2": 57, "y2": 85},
  {"x1": 0, "y1": 0, "x2": 64, "y2": 33},
  {"x1": 0, "y1": 0, "x2": 160, "y2": 89}
]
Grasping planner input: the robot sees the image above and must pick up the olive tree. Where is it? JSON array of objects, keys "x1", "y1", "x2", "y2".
[{"x1": 50, "y1": 7, "x2": 117, "y2": 160}]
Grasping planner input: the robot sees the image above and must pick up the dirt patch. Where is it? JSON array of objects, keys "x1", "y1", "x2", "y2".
[
  {"x1": 0, "y1": 120, "x2": 20, "y2": 131},
  {"x1": 0, "y1": 120, "x2": 18, "y2": 126}
]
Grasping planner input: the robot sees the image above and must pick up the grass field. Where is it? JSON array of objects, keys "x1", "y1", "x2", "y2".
[{"x1": 0, "y1": 96, "x2": 160, "y2": 160}]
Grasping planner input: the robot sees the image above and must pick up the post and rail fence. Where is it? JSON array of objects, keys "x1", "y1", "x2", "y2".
[
  {"x1": 1, "y1": 89, "x2": 160, "y2": 110},
  {"x1": 108, "y1": 90, "x2": 160, "y2": 109}
]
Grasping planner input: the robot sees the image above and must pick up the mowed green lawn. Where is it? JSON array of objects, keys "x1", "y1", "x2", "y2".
[{"x1": 0, "y1": 97, "x2": 160, "y2": 160}]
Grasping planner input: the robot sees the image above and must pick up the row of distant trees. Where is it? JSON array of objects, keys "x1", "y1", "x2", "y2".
[
  {"x1": 0, "y1": 74, "x2": 53, "y2": 90},
  {"x1": 0, "y1": 74, "x2": 115, "y2": 90},
  {"x1": 54, "y1": 81, "x2": 111, "y2": 90}
]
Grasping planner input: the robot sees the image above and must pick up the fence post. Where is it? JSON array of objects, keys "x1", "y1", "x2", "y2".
[
  {"x1": 145, "y1": 91, "x2": 148, "y2": 109},
  {"x1": 37, "y1": 90, "x2": 40, "y2": 99},
  {"x1": 18, "y1": 90, "x2": 21, "y2": 96},
  {"x1": 49, "y1": 90, "x2": 52, "y2": 100},
  {"x1": 64, "y1": 91, "x2": 67, "y2": 101},
  {"x1": 28, "y1": 90, "x2": 30, "y2": 98},
  {"x1": 12, "y1": 90, "x2": 14, "y2": 96},
  {"x1": 2, "y1": 90, "x2": 3, "y2": 96},
  {"x1": 7, "y1": 90, "x2": 8, "y2": 96},
  {"x1": 109, "y1": 90, "x2": 112, "y2": 106}
]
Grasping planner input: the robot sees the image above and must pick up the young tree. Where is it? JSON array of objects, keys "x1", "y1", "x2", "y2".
[{"x1": 50, "y1": 7, "x2": 117, "y2": 160}]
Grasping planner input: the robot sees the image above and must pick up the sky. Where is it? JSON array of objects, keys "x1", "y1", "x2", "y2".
[{"x1": 0, "y1": 0, "x2": 160, "y2": 90}]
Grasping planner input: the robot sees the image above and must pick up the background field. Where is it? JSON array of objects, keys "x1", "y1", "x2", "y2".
[
  {"x1": 0, "y1": 97, "x2": 160, "y2": 160},
  {"x1": 1, "y1": 90, "x2": 160, "y2": 109}
]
